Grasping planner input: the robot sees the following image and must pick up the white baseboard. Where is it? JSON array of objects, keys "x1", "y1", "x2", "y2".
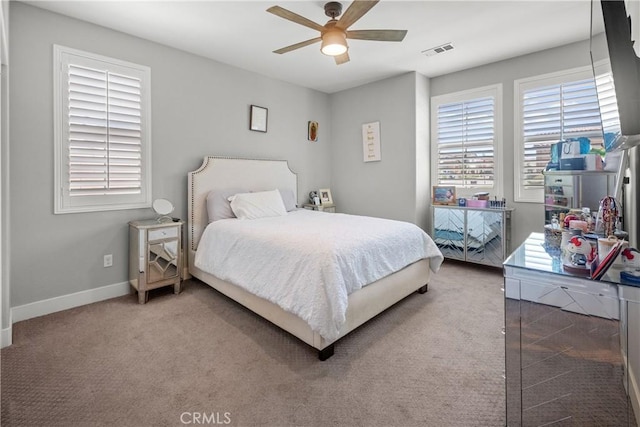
[
  {"x1": 1, "y1": 320, "x2": 11, "y2": 348},
  {"x1": 11, "y1": 281, "x2": 130, "y2": 323}
]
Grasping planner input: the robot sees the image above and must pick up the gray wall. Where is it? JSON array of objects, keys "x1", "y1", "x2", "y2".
[
  {"x1": 414, "y1": 73, "x2": 431, "y2": 232},
  {"x1": 430, "y1": 39, "x2": 595, "y2": 249},
  {"x1": 9, "y1": 2, "x2": 332, "y2": 307},
  {"x1": 1, "y1": 0, "x2": 8, "y2": 336},
  {"x1": 330, "y1": 72, "x2": 430, "y2": 228}
]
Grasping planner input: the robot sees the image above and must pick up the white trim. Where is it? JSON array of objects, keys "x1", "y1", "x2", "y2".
[
  {"x1": 0, "y1": 0, "x2": 8, "y2": 66},
  {"x1": 11, "y1": 281, "x2": 130, "y2": 323},
  {"x1": 0, "y1": 324, "x2": 13, "y2": 348},
  {"x1": 53, "y1": 45, "x2": 152, "y2": 214},
  {"x1": 0, "y1": 0, "x2": 7, "y2": 349},
  {"x1": 430, "y1": 83, "x2": 503, "y2": 200}
]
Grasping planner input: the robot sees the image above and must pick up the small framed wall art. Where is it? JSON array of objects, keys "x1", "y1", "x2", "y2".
[
  {"x1": 308, "y1": 121, "x2": 319, "y2": 142},
  {"x1": 432, "y1": 186, "x2": 456, "y2": 205},
  {"x1": 319, "y1": 188, "x2": 333, "y2": 205},
  {"x1": 362, "y1": 121, "x2": 381, "y2": 162},
  {"x1": 249, "y1": 105, "x2": 268, "y2": 132}
]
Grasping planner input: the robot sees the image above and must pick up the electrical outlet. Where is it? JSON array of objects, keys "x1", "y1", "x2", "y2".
[{"x1": 103, "y1": 254, "x2": 113, "y2": 268}]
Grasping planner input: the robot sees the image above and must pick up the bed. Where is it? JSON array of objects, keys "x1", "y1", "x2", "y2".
[{"x1": 187, "y1": 156, "x2": 443, "y2": 360}]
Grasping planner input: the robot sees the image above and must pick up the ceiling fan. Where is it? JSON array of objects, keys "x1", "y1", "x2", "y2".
[{"x1": 267, "y1": 0, "x2": 408, "y2": 65}]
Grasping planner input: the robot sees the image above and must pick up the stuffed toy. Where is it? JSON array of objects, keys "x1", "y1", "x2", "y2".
[{"x1": 621, "y1": 247, "x2": 640, "y2": 277}]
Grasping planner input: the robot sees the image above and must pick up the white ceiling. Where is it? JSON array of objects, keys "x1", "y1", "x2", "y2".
[{"x1": 25, "y1": 0, "x2": 597, "y2": 94}]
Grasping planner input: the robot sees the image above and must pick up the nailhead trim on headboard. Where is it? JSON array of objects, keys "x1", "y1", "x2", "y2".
[{"x1": 187, "y1": 156, "x2": 298, "y2": 254}]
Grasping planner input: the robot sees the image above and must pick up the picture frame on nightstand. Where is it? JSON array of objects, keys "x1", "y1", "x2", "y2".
[{"x1": 319, "y1": 188, "x2": 333, "y2": 205}]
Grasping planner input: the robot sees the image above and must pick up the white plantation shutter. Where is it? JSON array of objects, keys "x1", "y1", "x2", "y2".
[
  {"x1": 593, "y1": 72, "x2": 621, "y2": 137},
  {"x1": 514, "y1": 66, "x2": 616, "y2": 202},
  {"x1": 520, "y1": 78, "x2": 604, "y2": 188},
  {"x1": 436, "y1": 96, "x2": 495, "y2": 188},
  {"x1": 54, "y1": 46, "x2": 151, "y2": 213},
  {"x1": 68, "y1": 65, "x2": 142, "y2": 196}
]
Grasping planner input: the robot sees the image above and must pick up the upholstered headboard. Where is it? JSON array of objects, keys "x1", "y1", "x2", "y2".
[{"x1": 187, "y1": 156, "x2": 298, "y2": 269}]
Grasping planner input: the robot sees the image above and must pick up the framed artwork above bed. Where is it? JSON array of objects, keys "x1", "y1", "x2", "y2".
[{"x1": 249, "y1": 105, "x2": 268, "y2": 132}]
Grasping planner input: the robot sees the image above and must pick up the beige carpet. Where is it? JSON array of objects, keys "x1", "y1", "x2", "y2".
[{"x1": 1, "y1": 261, "x2": 506, "y2": 426}]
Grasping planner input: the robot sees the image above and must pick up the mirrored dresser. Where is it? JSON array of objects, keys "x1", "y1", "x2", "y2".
[
  {"x1": 504, "y1": 233, "x2": 640, "y2": 426},
  {"x1": 129, "y1": 219, "x2": 183, "y2": 304}
]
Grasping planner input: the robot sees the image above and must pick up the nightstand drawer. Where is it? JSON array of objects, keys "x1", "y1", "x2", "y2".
[{"x1": 148, "y1": 226, "x2": 178, "y2": 241}]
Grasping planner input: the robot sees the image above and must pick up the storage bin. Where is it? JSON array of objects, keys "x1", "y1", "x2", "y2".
[{"x1": 466, "y1": 199, "x2": 488, "y2": 208}]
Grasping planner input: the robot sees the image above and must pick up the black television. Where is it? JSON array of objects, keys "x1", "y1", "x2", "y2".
[{"x1": 591, "y1": 0, "x2": 640, "y2": 151}]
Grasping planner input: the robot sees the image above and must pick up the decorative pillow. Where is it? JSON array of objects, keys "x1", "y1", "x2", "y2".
[
  {"x1": 228, "y1": 189, "x2": 287, "y2": 220},
  {"x1": 278, "y1": 188, "x2": 297, "y2": 212},
  {"x1": 206, "y1": 188, "x2": 246, "y2": 223}
]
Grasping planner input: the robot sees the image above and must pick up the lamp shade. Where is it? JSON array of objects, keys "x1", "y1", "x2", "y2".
[{"x1": 321, "y1": 30, "x2": 348, "y2": 56}]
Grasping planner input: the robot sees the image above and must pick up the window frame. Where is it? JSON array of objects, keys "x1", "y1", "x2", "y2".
[
  {"x1": 53, "y1": 45, "x2": 152, "y2": 214},
  {"x1": 513, "y1": 64, "x2": 609, "y2": 203},
  {"x1": 430, "y1": 84, "x2": 503, "y2": 200}
]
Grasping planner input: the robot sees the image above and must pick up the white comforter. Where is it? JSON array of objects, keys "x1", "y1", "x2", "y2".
[{"x1": 194, "y1": 210, "x2": 443, "y2": 341}]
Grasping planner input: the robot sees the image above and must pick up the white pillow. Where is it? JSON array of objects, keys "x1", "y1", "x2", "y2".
[
  {"x1": 278, "y1": 188, "x2": 297, "y2": 212},
  {"x1": 228, "y1": 189, "x2": 287, "y2": 220}
]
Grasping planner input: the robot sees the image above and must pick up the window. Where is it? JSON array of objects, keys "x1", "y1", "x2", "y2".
[
  {"x1": 431, "y1": 84, "x2": 503, "y2": 199},
  {"x1": 54, "y1": 45, "x2": 151, "y2": 214},
  {"x1": 514, "y1": 64, "x2": 616, "y2": 203}
]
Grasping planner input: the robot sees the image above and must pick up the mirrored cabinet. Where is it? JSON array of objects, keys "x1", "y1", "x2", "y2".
[
  {"x1": 129, "y1": 219, "x2": 183, "y2": 304},
  {"x1": 432, "y1": 206, "x2": 513, "y2": 267}
]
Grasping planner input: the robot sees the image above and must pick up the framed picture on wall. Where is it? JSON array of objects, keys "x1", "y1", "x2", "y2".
[
  {"x1": 249, "y1": 105, "x2": 268, "y2": 132},
  {"x1": 362, "y1": 121, "x2": 381, "y2": 162},
  {"x1": 308, "y1": 121, "x2": 319, "y2": 142}
]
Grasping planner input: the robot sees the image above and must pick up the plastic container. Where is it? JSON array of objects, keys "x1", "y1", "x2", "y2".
[{"x1": 466, "y1": 199, "x2": 488, "y2": 208}]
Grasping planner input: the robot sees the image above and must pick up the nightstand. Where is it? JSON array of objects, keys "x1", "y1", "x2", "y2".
[
  {"x1": 128, "y1": 219, "x2": 183, "y2": 304},
  {"x1": 302, "y1": 203, "x2": 336, "y2": 213}
]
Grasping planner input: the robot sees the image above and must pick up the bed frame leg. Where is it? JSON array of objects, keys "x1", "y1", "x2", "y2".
[
  {"x1": 318, "y1": 344, "x2": 334, "y2": 361},
  {"x1": 417, "y1": 284, "x2": 428, "y2": 294}
]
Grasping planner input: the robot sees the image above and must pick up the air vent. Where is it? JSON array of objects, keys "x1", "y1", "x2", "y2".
[{"x1": 422, "y1": 42, "x2": 454, "y2": 57}]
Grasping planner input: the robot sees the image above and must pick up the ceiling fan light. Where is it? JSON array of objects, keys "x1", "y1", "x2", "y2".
[{"x1": 321, "y1": 31, "x2": 348, "y2": 56}]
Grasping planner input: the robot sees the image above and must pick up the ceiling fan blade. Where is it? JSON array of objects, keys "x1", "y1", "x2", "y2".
[
  {"x1": 267, "y1": 6, "x2": 325, "y2": 32},
  {"x1": 273, "y1": 37, "x2": 322, "y2": 54},
  {"x1": 336, "y1": 0, "x2": 379, "y2": 30},
  {"x1": 335, "y1": 52, "x2": 350, "y2": 65},
  {"x1": 346, "y1": 29, "x2": 407, "y2": 42}
]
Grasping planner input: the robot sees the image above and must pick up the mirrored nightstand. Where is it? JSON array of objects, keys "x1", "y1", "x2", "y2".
[{"x1": 128, "y1": 219, "x2": 183, "y2": 304}]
